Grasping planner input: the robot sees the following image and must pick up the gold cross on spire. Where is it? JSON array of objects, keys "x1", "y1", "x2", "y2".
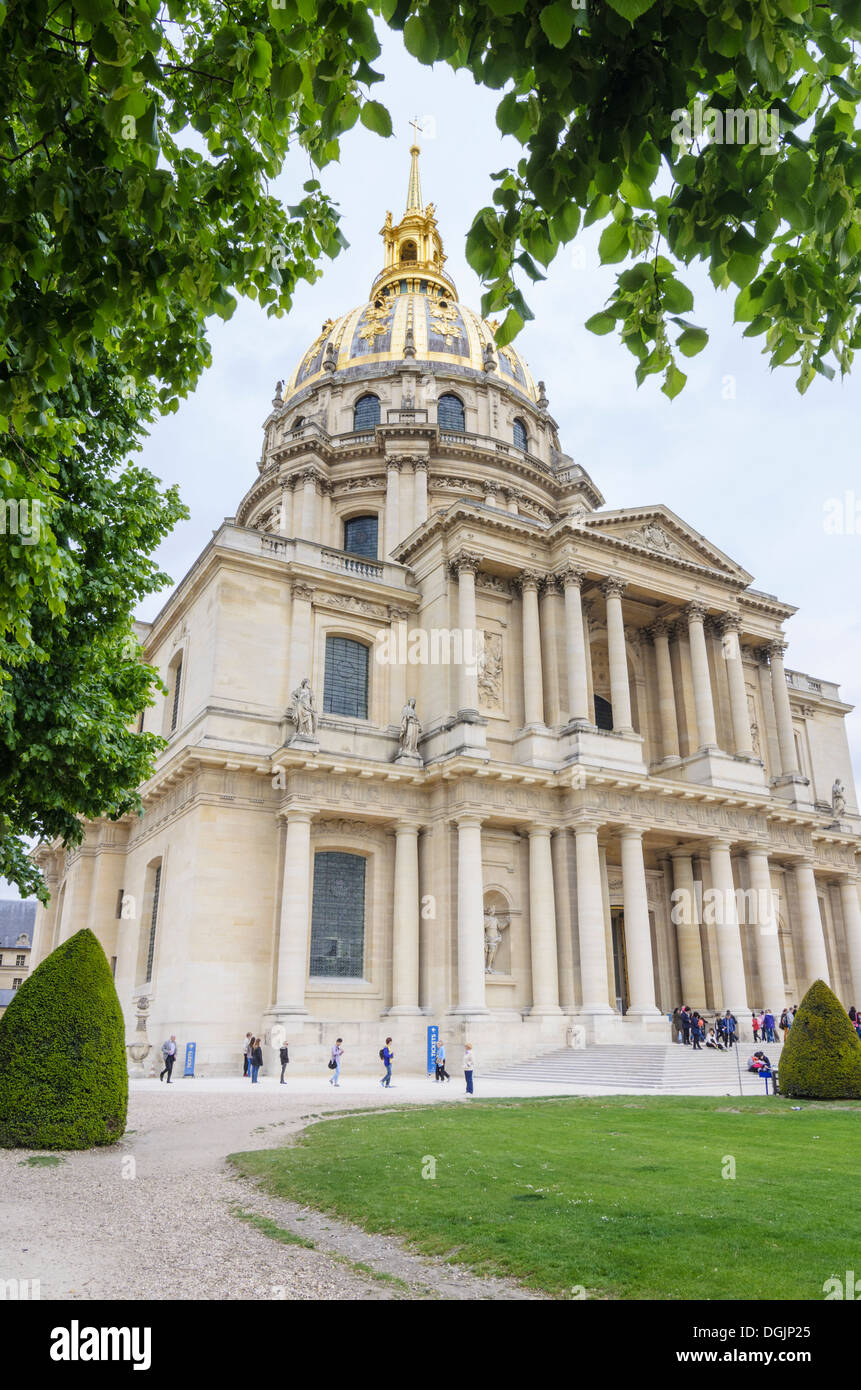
[{"x1": 409, "y1": 116, "x2": 423, "y2": 145}]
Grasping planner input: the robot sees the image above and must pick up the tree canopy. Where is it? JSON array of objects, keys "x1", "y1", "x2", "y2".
[{"x1": 3, "y1": 0, "x2": 860, "y2": 893}]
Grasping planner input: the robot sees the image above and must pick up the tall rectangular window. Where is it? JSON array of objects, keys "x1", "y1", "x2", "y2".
[
  {"x1": 310, "y1": 851, "x2": 366, "y2": 978},
  {"x1": 343, "y1": 515, "x2": 378, "y2": 560},
  {"x1": 146, "y1": 864, "x2": 162, "y2": 981},
  {"x1": 170, "y1": 659, "x2": 182, "y2": 733},
  {"x1": 323, "y1": 636, "x2": 369, "y2": 719}
]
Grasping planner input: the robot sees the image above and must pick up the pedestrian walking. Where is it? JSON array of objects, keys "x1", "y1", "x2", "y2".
[
  {"x1": 279, "y1": 1041, "x2": 289, "y2": 1084},
  {"x1": 242, "y1": 1032, "x2": 253, "y2": 1077},
  {"x1": 752, "y1": 1012, "x2": 761, "y2": 1042},
  {"x1": 763, "y1": 1008, "x2": 775, "y2": 1044},
  {"x1": 691, "y1": 1014, "x2": 703, "y2": 1050},
  {"x1": 436, "y1": 1039, "x2": 450, "y2": 1082},
  {"x1": 249, "y1": 1037, "x2": 263, "y2": 1083},
  {"x1": 160, "y1": 1035, "x2": 177, "y2": 1083},
  {"x1": 464, "y1": 1042, "x2": 475, "y2": 1095},
  {"x1": 328, "y1": 1038, "x2": 343, "y2": 1086},
  {"x1": 380, "y1": 1037, "x2": 394, "y2": 1088},
  {"x1": 779, "y1": 1007, "x2": 791, "y2": 1041}
]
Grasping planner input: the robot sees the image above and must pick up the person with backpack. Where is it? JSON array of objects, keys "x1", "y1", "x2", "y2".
[
  {"x1": 160, "y1": 1035, "x2": 177, "y2": 1084},
  {"x1": 249, "y1": 1037, "x2": 263, "y2": 1083},
  {"x1": 380, "y1": 1037, "x2": 394, "y2": 1088},
  {"x1": 279, "y1": 1041, "x2": 289, "y2": 1084},
  {"x1": 779, "y1": 1008, "x2": 791, "y2": 1041},
  {"x1": 436, "y1": 1039, "x2": 450, "y2": 1082},
  {"x1": 328, "y1": 1038, "x2": 343, "y2": 1086},
  {"x1": 691, "y1": 1013, "x2": 703, "y2": 1050}
]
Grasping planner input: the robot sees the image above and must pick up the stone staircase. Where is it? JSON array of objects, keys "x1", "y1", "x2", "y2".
[{"x1": 487, "y1": 1042, "x2": 784, "y2": 1094}]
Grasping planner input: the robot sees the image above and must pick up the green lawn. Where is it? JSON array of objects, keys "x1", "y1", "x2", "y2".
[{"x1": 229, "y1": 1096, "x2": 861, "y2": 1299}]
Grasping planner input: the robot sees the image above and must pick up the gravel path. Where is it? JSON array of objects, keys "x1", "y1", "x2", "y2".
[{"x1": 0, "y1": 1077, "x2": 540, "y2": 1301}]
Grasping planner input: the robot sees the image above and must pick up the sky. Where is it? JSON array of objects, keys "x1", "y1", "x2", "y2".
[{"x1": 4, "y1": 29, "x2": 860, "y2": 899}]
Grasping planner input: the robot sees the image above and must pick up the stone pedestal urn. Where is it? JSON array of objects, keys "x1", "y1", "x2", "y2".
[{"x1": 127, "y1": 996, "x2": 154, "y2": 1078}]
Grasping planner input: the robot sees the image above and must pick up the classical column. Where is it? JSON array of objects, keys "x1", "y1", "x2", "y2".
[
  {"x1": 278, "y1": 479, "x2": 293, "y2": 537},
  {"x1": 619, "y1": 830, "x2": 660, "y2": 1015},
  {"x1": 390, "y1": 824, "x2": 421, "y2": 1014},
  {"x1": 299, "y1": 469, "x2": 318, "y2": 539},
  {"x1": 767, "y1": 641, "x2": 800, "y2": 776},
  {"x1": 451, "y1": 553, "x2": 480, "y2": 716},
  {"x1": 684, "y1": 603, "x2": 718, "y2": 751},
  {"x1": 745, "y1": 849, "x2": 785, "y2": 1009},
  {"x1": 384, "y1": 459, "x2": 401, "y2": 557},
  {"x1": 539, "y1": 576, "x2": 563, "y2": 726},
  {"x1": 527, "y1": 825, "x2": 561, "y2": 1013},
  {"x1": 707, "y1": 840, "x2": 749, "y2": 1012},
  {"x1": 413, "y1": 460, "x2": 428, "y2": 530},
  {"x1": 519, "y1": 571, "x2": 546, "y2": 727},
  {"x1": 388, "y1": 608, "x2": 408, "y2": 728},
  {"x1": 562, "y1": 567, "x2": 591, "y2": 725},
  {"x1": 671, "y1": 852, "x2": 707, "y2": 1007},
  {"x1": 839, "y1": 877, "x2": 861, "y2": 1004},
  {"x1": 793, "y1": 861, "x2": 830, "y2": 988},
  {"x1": 275, "y1": 810, "x2": 313, "y2": 1012},
  {"x1": 574, "y1": 823, "x2": 613, "y2": 1012},
  {"x1": 454, "y1": 816, "x2": 487, "y2": 1013},
  {"x1": 650, "y1": 620, "x2": 680, "y2": 763},
  {"x1": 288, "y1": 583, "x2": 314, "y2": 685},
  {"x1": 720, "y1": 615, "x2": 754, "y2": 756},
  {"x1": 551, "y1": 830, "x2": 576, "y2": 1010},
  {"x1": 504, "y1": 487, "x2": 520, "y2": 515},
  {"x1": 319, "y1": 480, "x2": 333, "y2": 548},
  {"x1": 601, "y1": 577, "x2": 633, "y2": 734}
]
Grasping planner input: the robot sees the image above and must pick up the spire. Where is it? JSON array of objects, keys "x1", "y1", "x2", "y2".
[{"x1": 406, "y1": 119, "x2": 423, "y2": 211}]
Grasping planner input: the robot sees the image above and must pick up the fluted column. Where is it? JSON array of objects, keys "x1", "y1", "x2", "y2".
[
  {"x1": 275, "y1": 810, "x2": 313, "y2": 1012},
  {"x1": 574, "y1": 823, "x2": 613, "y2": 1012},
  {"x1": 289, "y1": 583, "x2": 314, "y2": 686},
  {"x1": 619, "y1": 830, "x2": 660, "y2": 1015},
  {"x1": 390, "y1": 824, "x2": 421, "y2": 1014},
  {"x1": 527, "y1": 826, "x2": 561, "y2": 1013},
  {"x1": 708, "y1": 839, "x2": 749, "y2": 1012},
  {"x1": 562, "y1": 567, "x2": 591, "y2": 725},
  {"x1": 839, "y1": 877, "x2": 861, "y2": 1004},
  {"x1": 767, "y1": 642, "x2": 799, "y2": 775},
  {"x1": 539, "y1": 576, "x2": 563, "y2": 726},
  {"x1": 685, "y1": 602, "x2": 718, "y2": 751},
  {"x1": 744, "y1": 849, "x2": 785, "y2": 1010},
  {"x1": 720, "y1": 615, "x2": 754, "y2": 756},
  {"x1": 451, "y1": 553, "x2": 480, "y2": 716},
  {"x1": 671, "y1": 852, "x2": 706, "y2": 1007},
  {"x1": 793, "y1": 861, "x2": 830, "y2": 988},
  {"x1": 278, "y1": 479, "x2": 294, "y2": 537},
  {"x1": 650, "y1": 619, "x2": 680, "y2": 763},
  {"x1": 551, "y1": 830, "x2": 576, "y2": 1010},
  {"x1": 300, "y1": 469, "x2": 318, "y2": 539},
  {"x1": 384, "y1": 459, "x2": 401, "y2": 557},
  {"x1": 519, "y1": 571, "x2": 545, "y2": 727},
  {"x1": 413, "y1": 460, "x2": 428, "y2": 530},
  {"x1": 601, "y1": 578, "x2": 633, "y2": 733},
  {"x1": 453, "y1": 816, "x2": 487, "y2": 1013}
]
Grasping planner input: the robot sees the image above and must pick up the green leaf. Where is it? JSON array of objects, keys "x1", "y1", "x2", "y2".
[
  {"x1": 585, "y1": 312, "x2": 616, "y2": 336},
  {"x1": 676, "y1": 326, "x2": 708, "y2": 357},
  {"x1": 662, "y1": 362, "x2": 687, "y2": 398},
  {"x1": 606, "y1": 0, "x2": 660, "y2": 22},
  {"x1": 360, "y1": 100, "x2": 393, "y2": 137},
  {"x1": 403, "y1": 14, "x2": 439, "y2": 64},
  {"x1": 598, "y1": 220, "x2": 630, "y2": 264},
  {"x1": 539, "y1": 2, "x2": 576, "y2": 48}
]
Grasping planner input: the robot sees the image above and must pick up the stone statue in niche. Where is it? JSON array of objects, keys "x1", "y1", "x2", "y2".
[
  {"x1": 398, "y1": 697, "x2": 422, "y2": 757},
  {"x1": 477, "y1": 630, "x2": 503, "y2": 710},
  {"x1": 832, "y1": 778, "x2": 847, "y2": 819},
  {"x1": 484, "y1": 905, "x2": 509, "y2": 973},
  {"x1": 287, "y1": 677, "x2": 318, "y2": 738}
]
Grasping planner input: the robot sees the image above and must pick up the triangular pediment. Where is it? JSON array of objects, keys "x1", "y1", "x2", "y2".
[{"x1": 571, "y1": 506, "x2": 753, "y2": 583}]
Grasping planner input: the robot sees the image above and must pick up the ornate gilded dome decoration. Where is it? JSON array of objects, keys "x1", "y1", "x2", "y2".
[{"x1": 282, "y1": 144, "x2": 537, "y2": 403}]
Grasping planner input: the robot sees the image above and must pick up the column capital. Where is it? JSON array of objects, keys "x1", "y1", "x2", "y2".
[
  {"x1": 516, "y1": 569, "x2": 544, "y2": 593},
  {"x1": 290, "y1": 582, "x2": 315, "y2": 602},
  {"x1": 718, "y1": 612, "x2": 742, "y2": 634},
  {"x1": 448, "y1": 550, "x2": 482, "y2": 579},
  {"x1": 618, "y1": 826, "x2": 645, "y2": 843},
  {"x1": 540, "y1": 573, "x2": 563, "y2": 597},
  {"x1": 388, "y1": 606, "x2": 409, "y2": 622},
  {"x1": 454, "y1": 812, "x2": 484, "y2": 829},
  {"x1": 762, "y1": 639, "x2": 787, "y2": 661},
  {"x1": 276, "y1": 805, "x2": 316, "y2": 824},
  {"x1": 385, "y1": 457, "x2": 403, "y2": 472},
  {"x1": 525, "y1": 822, "x2": 553, "y2": 837},
  {"x1": 558, "y1": 565, "x2": 587, "y2": 589},
  {"x1": 707, "y1": 835, "x2": 736, "y2": 852},
  {"x1": 412, "y1": 458, "x2": 429, "y2": 473},
  {"x1": 393, "y1": 820, "x2": 420, "y2": 837},
  {"x1": 647, "y1": 617, "x2": 672, "y2": 642},
  {"x1": 684, "y1": 600, "x2": 709, "y2": 623},
  {"x1": 600, "y1": 575, "x2": 626, "y2": 600}
]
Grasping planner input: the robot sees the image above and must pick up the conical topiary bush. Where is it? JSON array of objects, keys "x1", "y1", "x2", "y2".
[
  {"x1": 778, "y1": 979, "x2": 861, "y2": 1100},
  {"x1": 0, "y1": 928, "x2": 128, "y2": 1149}
]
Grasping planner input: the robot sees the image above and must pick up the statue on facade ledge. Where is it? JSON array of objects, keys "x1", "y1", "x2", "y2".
[
  {"x1": 484, "y1": 905, "x2": 509, "y2": 973},
  {"x1": 395, "y1": 696, "x2": 423, "y2": 763},
  {"x1": 832, "y1": 778, "x2": 847, "y2": 820},
  {"x1": 287, "y1": 677, "x2": 318, "y2": 740}
]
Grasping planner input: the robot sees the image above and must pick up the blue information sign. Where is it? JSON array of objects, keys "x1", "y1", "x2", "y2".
[
  {"x1": 183, "y1": 1041, "x2": 196, "y2": 1077},
  {"x1": 427, "y1": 1025, "x2": 439, "y2": 1076}
]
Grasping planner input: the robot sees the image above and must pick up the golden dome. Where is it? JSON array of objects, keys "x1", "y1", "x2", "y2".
[{"x1": 283, "y1": 145, "x2": 538, "y2": 405}]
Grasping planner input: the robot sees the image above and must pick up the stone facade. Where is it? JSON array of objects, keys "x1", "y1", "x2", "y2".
[{"x1": 31, "y1": 152, "x2": 861, "y2": 1072}]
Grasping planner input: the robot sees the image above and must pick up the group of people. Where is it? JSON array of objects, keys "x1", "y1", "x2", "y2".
[
  {"x1": 242, "y1": 1033, "x2": 266, "y2": 1083},
  {"x1": 328, "y1": 1036, "x2": 476, "y2": 1094},
  {"x1": 671, "y1": 1006, "x2": 738, "y2": 1051}
]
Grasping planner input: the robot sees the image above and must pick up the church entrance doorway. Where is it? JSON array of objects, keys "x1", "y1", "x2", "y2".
[{"x1": 611, "y1": 909, "x2": 629, "y2": 1015}]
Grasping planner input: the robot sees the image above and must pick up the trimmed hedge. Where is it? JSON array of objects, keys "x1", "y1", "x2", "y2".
[
  {"x1": 0, "y1": 928, "x2": 128, "y2": 1149},
  {"x1": 778, "y1": 979, "x2": 861, "y2": 1100}
]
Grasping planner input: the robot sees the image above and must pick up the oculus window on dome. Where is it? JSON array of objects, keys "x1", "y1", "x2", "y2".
[
  {"x1": 437, "y1": 393, "x2": 465, "y2": 431},
  {"x1": 310, "y1": 851, "x2": 366, "y2": 979},
  {"x1": 353, "y1": 394, "x2": 381, "y2": 431},
  {"x1": 323, "y1": 636, "x2": 369, "y2": 719},
  {"x1": 343, "y1": 515, "x2": 378, "y2": 561}
]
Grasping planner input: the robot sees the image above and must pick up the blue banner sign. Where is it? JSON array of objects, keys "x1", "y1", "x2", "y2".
[
  {"x1": 427, "y1": 1025, "x2": 439, "y2": 1075},
  {"x1": 183, "y1": 1041, "x2": 196, "y2": 1077}
]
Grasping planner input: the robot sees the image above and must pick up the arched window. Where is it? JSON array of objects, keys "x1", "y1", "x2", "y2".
[
  {"x1": 353, "y1": 394, "x2": 381, "y2": 430},
  {"x1": 513, "y1": 417, "x2": 528, "y2": 451},
  {"x1": 310, "y1": 851, "x2": 366, "y2": 978},
  {"x1": 438, "y1": 393, "x2": 465, "y2": 431},
  {"x1": 400, "y1": 240, "x2": 418, "y2": 263},
  {"x1": 324, "y1": 635, "x2": 370, "y2": 719},
  {"x1": 292, "y1": 415, "x2": 305, "y2": 429},
  {"x1": 344, "y1": 515, "x2": 379, "y2": 560},
  {"x1": 164, "y1": 651, "x2": 183, "y2": 736},
  {"x1": 594, "y1": 695, "x2": 613, "y2": 731}
]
